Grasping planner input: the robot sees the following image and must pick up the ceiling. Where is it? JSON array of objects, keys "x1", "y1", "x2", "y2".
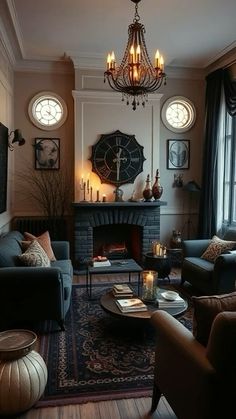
[{"x1": 1, "y1": 0, "x2": 236, "y2": 71}]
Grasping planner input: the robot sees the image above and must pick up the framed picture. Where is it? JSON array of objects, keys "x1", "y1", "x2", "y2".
[
  {"x1": 167, "y1": 139, "x2": 190, "y2": 170},
  {"x1": 35, "y1": 138, "x2": 60, "y2": 170},
  {"x1": 0, "y1": 122, "x2": 8, "y2": 213}
]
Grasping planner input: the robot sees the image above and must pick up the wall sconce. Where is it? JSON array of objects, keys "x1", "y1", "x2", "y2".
[{"x1": 8, "y1": 129, "x2": 26, "y2": 151}]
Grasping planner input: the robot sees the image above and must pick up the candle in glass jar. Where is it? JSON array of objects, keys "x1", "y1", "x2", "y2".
[{"x1": 145, "y1": 271, "x2": 154, "y2": 289}]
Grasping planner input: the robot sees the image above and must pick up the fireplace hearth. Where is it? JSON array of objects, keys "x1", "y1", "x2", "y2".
[{"x1": 73, "y1": 201, "x2": 167, "y2": 266}]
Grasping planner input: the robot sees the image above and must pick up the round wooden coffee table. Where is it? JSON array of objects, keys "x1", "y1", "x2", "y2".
[{"x1": 100, "y1": 288, "x2": 188, "y2": 321}]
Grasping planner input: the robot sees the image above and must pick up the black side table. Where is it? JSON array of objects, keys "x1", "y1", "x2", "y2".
[
  {"x1": 144, "y1": 253, "x2": 171, "y2": 280},
  {"x1": 167, "y1": 248, "x2": 183, "y2": 267}
]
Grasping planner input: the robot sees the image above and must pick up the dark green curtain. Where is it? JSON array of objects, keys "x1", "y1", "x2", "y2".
[
  {"x1": 223, "y1": 68, "x2": 236, "y2": 116},
  {"x1": 198, "y1": 68, "x2": 223, "y2": 238}
]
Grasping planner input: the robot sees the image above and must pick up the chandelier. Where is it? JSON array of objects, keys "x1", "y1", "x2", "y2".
[{"x1": 104, "y1": 0, "x2": 166, "y2": 111}]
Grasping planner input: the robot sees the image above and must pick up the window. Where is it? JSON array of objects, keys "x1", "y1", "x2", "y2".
[{"x1": 223, "y1": 113, "x2": 236, "y2": 225}]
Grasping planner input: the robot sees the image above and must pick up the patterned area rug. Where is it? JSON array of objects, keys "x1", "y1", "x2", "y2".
[{"x1": 36, "y1": 281, "x2": 193, "y2": 407}]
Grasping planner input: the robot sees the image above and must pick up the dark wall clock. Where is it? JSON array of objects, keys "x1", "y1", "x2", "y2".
[{"x1": 90, "y1": 130, "x2": 146, "y2": 186}]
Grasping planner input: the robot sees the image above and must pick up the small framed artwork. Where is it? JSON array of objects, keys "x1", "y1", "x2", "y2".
[
  {"x1": 35, "y1": 138, "x2": 60, "y2": 170},
  {"x1": 167, "y1": 139, "x2": 190, "y2": 170}
]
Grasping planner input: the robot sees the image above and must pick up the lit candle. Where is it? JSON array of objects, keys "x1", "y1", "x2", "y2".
[
  {"x1": 96, "y1": 190, "x2": 100, "y2": 202},
  {"x1": 160, "y1": 55, "x2": 164, "y2": 72},
  {"x1": 102, "y1": 194, "x2": 106, "y2": 202},
  {"x1": 130, "y1": 45, "x2": 134, "y2": 63},
  {"x1": 136, "y1": 44, "x2": 141, "y2": 63},
  {"x1": 90, "y1": 186, "x2": 93, "y2": 202},
  {"x1": 155, "y1": 49, "x2": 160, "y2": 68},
  {"x1": 107, "y1": 53, "x2": 111, "y2": 70},
  {"x1": 145, "y1": 271, "x2": 154, "y2": 289},
  {"x1": 155, "y1": 243, "x2": 160, "y2": 256},
  {"x1": 111, "y1": 51, "x2": 115, "y2": 69}
]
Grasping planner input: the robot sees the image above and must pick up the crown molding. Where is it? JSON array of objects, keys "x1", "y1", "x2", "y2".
[
  {"x1": 69, "y1": 52, "x2": 205, "y2": 80},
  {"x1": 6, "y1": 0, "x2": 25, "y2": 59},
  {"x1": 72, "y1": 90, "x2": 163, "y2": 102},
  {"x1": 14, "y1": 58, "x2": 74, "y2": 75},
  {"x1": 0, "y1": 15, "x2": 16, "y2": 67}
]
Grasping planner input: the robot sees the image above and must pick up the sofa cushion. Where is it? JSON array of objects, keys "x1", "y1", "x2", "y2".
[
  {"x1": 192, "y1": 292, "x2": 236, "y2": 346},
  {"x1": 23, "y1": 231, "x2": 56, "y2": 261},
  {"x1": 0, "y1": 231, "x2": 24, "y2": 267},
  {"x1": 18, "y1": 240, "x2": 51, "y2": 267},
  {"x1": 201, "y1": 235, "x2": 236, "y2": 263}
]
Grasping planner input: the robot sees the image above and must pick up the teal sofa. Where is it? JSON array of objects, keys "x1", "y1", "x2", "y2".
[{"x1": 0, "y1": 231, "x2": 73, "y2": 330}]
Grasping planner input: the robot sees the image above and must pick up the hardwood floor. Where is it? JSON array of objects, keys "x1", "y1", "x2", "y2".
[
  {"x1": 18, "y1": 273, "x2": 178, "y2": 419},
  {"x1": 19, "y1": 396, "x2": 177, "y2": 419}
]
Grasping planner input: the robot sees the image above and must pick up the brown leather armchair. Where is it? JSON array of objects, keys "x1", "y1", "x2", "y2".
[{"x1": 150, "y1": 310, "x2": 236, "y2": 419}]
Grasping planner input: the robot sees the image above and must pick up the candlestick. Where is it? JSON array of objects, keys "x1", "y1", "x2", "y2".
[
  {"x1": 83, "y1": 182, "x2": 86, "y2": 201},
  {"x1": 96, "y1": 190, "x2": 100, "y2": 202},
  {"x1": 90, "y1": 186, "x2": 93, "y2": 202}
]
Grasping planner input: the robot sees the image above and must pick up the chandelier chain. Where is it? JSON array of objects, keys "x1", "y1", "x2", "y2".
[{"x1": 133, "y1": 3, "x2": 140, "y2": 22}]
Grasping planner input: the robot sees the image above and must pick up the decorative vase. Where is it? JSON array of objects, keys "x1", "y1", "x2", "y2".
[
  {"x1": 170, "y1": 229, "x2": 182, "y2": 249},
  {"x1": 0, "y1": 329, "x2": 48, "y2": 416},
  {"x1": 152, "y1": 169, "x2": 163, "y2": 200},
  {"x1": 143, "y1": 174, "x2": 153, "y2": 201}
]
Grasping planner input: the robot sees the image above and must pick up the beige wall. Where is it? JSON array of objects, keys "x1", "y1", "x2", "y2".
[
  {"x1": 13, "y1": 69, "x2": 74, "y2": 216},
  {"x1": 0, "y1": 40, "x2": 14, "y2": 233},
  {"x1": 73, "y1": 67, "x2": 205, "y2": 244}
]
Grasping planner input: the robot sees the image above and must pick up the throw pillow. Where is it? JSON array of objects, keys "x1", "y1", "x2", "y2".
[
  {"x1": 201, "y1": 235, "x2": 236, "y2": 263},
  {"x1": 23, "y1": 230, "x2": 56, "y2": 261},
  {"x1": 192, "y1": 292, "x2": 236, "y2": 346},
  {"x1": 18, "y1": 240, "x2": 50, "y2": 267}
]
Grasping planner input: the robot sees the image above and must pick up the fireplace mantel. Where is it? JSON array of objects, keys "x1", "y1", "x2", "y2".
[
  {"x1": 72, "y1": 200, "x2": 167, "y2": 265},
  {"x1": 72, "y1": 201, "x2": 167, "y2": 208}
]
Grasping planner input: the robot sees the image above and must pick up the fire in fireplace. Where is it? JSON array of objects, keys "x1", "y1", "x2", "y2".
[{"x1": 93, "y1": 224, "x2": 142, "y2": 262}]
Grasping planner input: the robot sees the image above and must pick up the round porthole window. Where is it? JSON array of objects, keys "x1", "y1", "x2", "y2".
[
  {"x1": 28, "y1": 91, "x2": 68, "y2": 131},
  {"x1": 161, "y1": 96, "x2": 196, "y2": 133}
]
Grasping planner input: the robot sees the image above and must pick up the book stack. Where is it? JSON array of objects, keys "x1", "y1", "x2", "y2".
[
  {"x1": 156, "y1": 292, "x2": 185, "y2": 309},
  {"x1": 112, "y1": 284, "x2": 133, "y2": 298},
  {"x1": 116, "y1": 298, "x2": 147, "y2": 313},
  {"x1": 92, "y1": 256, "x2": 111, "y2": 267}
]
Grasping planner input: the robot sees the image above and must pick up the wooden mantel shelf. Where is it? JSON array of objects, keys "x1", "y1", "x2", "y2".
[{"x1": 72, "y1": 200, "x2": 167, "y2": 208}]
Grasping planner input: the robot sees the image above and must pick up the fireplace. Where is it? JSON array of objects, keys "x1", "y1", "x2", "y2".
[
  {"x1": 73, "y1": 201, "x2": 166, "y2": 266},
  {"x1": 93, "y1": 224, "x2": 142, "y2": 261}
]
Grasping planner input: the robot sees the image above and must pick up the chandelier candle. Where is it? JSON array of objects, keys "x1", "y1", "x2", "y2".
[{"x1": 104, "y1": 0, "x2": 166, "y2": 110}]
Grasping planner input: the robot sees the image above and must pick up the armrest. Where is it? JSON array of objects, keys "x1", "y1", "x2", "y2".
[
  {"x1": 0, "y1": 266, "x2": 63, "y2": 286},
  {"x1": 151, "y1": 311, "x2": 217, "y2": 409},
  {"x1": 51, "y1": 241, "x2": 70, "y2": 260},
  {"x1": 213, "y1": 254, "x2": 236, "y2": 293},
  {"x1": 151, "y1": 311, "x2": 221, "y2": 418},
  {"x1": 182, "y1": 239, "x2": 211, "y2": 257}
]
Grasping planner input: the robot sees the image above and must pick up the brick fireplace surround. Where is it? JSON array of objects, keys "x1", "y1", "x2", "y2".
[{"x1": 73, "y1": 201, "x2": 166, "y2": 266}]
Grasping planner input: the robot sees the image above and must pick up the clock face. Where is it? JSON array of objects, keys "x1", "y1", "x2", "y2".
[
  {"x1": 90, "y1": 130, "x2": 146, "y2": 186},
  {"x1": 28, "y1": 92, "x2": 68, "y2": 131},
  {"x1": 161, "y1": 96, "x2": 196, "y2": 133}
]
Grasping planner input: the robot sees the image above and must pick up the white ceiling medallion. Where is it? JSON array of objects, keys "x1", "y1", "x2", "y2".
[
  {"x1": 161, "y1": 96, "x2": 196, "y2": 133},
  {"x1": 28, "y1": 91, "x2": 68, "y2": 131}
]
